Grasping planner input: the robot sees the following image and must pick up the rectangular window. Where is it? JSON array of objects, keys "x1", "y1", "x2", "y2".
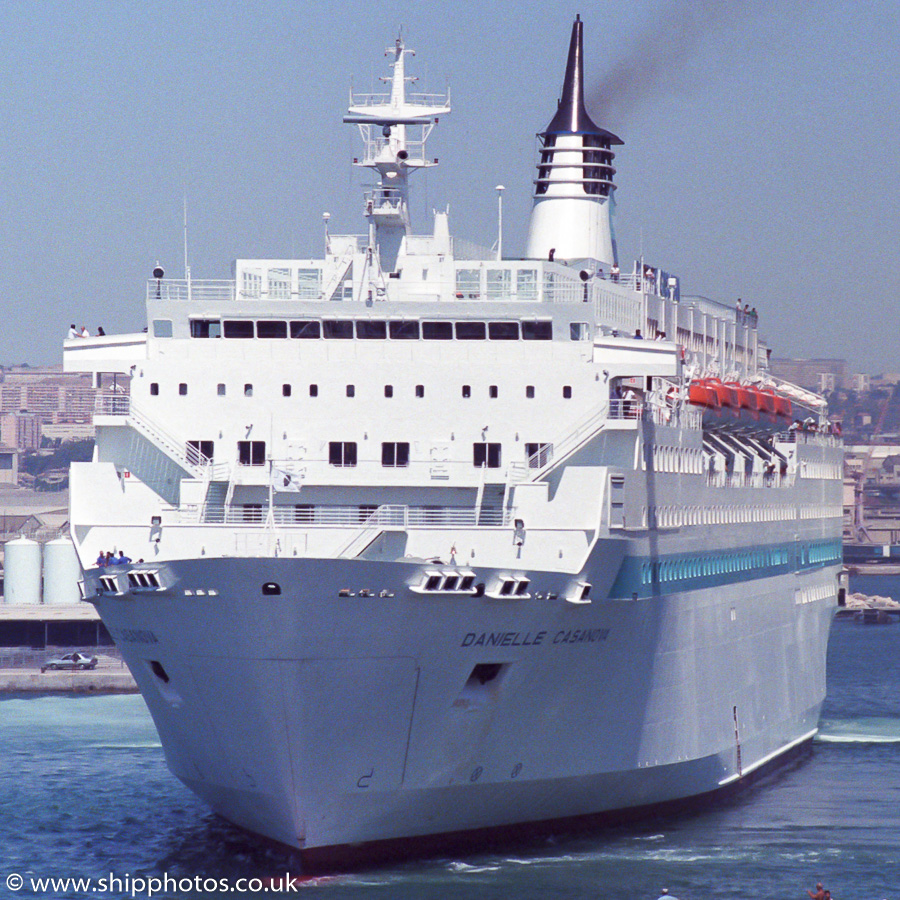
[
  {"x1": 522, "y1": 320, "x2": 552, "y2": 340},
  {"x1": 282, "y1": 384, "x2": 292, "y2": 397},
  {"x1": 382, "y1": 442, "x2": 410, "y2": 467},
  {"x1": 489, "y1": 385, "x2": 498, "y2": 398},
  {"x1": 486, "y1": 268, "x2": 511, "y2": 301},
  {"x1": 488, "y1": 321, "x2": 519, "y2": 340},
  {"x1": 290, "y1": 320, "x2": 321, "y2": 339},
  {"x1": 150, "y1": 383, "x2": 159, "y2": 396},
  {"x1": 525, "y1": 442, "x2": 552, "y2": 468},
  {"x1": 389, "y1": 320, "x2": 419, "y2": 340},
  {"x1": 267, "y1": 267, "x2": 291, "y2": 299},
  {"x1": 346, "y1": 385, "x2": 355, "y2": 397},
  {"x1": 422, "y1": 321, "x2": 453, "y2": 340},
  {"x1": 473, "y1": 443, "x2": 501, "y2": 468},
  {"x1": 224, "y1": 320, "x2": 255, "y2": 339},
  {"x1": 309, "y1": 384, "x2": 318, "y2": 397},
  {"x1": 178, "y1": 383, "x2": 188, "y2": 396},
  {"x1": 456, "y1": 321, "x2": 486, "y2": 340},
  {"x1": 190, "y1": 319, "x2": 221, "y2": 339},
  {"x1": 244, "y1": 384, "x2": 253, "y2": 397},
  {"x1": 526, "y1": 385, "x2": 535, "y2": 398},
  {"x1": 384, "y1": 385, "x2": 393, "y2": 398},
  {"x1": 186, "y1": 440, "x2": 214, "y2": 465},
  {"x1": 217, "y1": 383, "x2": 226, "y2": 396},
  {"x1": 323, "y1": 319, "x2": 353, "y2": 339},
  {"x1": 356, "y1": 320, "x2": 387, "y2": 339},
  {"x1": 415, "y1": 385, "x2": 425, "y2": 398},
  {"x1": 237, "y1": 441, "x2": 266, "y2": 466},
  {"x1": 462, "y1": 385, "x2": 471, "y2": 398},
  {"x1": 329, "y1": 441, "x2": 357, "y2": 467},
  {"x1": 563, "y1": 385, "x2": 572, "y2": 399},
  {"x1": 456, "y1": 268, "x2": 481, "y2": 298},
  {"x1": 152, "y1": 319, "x2": 173, "y2": 338},
  {"x1": 257, "y1": 320, "x2": 287, "y2": 339},
  {"x1": 517, "y1": 268, "x2": 538, "y2": 301},
  {"x1": 296, "y1": 268, "x2": 322, "y2": 299},
  {"x1": 241, "y1": 270, "x2": 262, "y2": 298},
  {"x1": 570, "y1": 322, "x2": 591, "y2": 341}
]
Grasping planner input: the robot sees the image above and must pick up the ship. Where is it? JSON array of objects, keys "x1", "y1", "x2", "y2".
[{"x1": 64, "y1": 17, "x2": 844, "y2": 863}]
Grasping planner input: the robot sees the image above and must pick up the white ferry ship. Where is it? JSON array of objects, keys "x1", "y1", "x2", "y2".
[{"x1": 64, "y1": 18, "x2": 843, "y2": 862}]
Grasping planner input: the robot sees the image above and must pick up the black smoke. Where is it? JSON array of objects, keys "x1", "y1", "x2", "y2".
[{"x1": 587, "y1": 0, "x2": 777, "y2": 125}]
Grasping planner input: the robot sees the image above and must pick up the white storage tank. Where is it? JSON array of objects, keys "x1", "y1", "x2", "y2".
[
  {"x1": 42, "y1": 537, "x2": 82, "y2": 606},
  {"x1": 3, "y1": 537, "x2": 42, "y2": 605}
]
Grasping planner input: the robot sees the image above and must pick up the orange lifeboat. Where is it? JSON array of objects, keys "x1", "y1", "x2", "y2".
[
  {"x1": 688, "y1": 379, "x2": 720, "y2": 410},
  {"x1": 774, "y1": 395, "x2": 792, "y2": 418},
  {"x1": 708, "y1": 379, "x2": 739, "y2": 414},
  {"x1": 725, "y1": 381, "x2": 755, "y2": 412},
  {"x1": 758, "y1": 388, "x2": 778, "y2": 415}
]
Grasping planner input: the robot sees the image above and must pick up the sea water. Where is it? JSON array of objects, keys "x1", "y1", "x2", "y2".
[{"x1": 2, "y1": 603, "x2": 899, "y2": 899}]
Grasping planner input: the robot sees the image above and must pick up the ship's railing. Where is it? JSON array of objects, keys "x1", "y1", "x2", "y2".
[
  {"x1": 146, "y1": 279, "x2": 236, "y2": 303},
  {"x1": 706, "y1": 470, "x2": 794, "y2": 489},
  {"x1": 182, "y1": 503, "x2": 510, "y2": 527},
  {"x1": 775, "y1": 430, "x2": 841, "y2": 448},
  {"x1": 94, "y1": 393, "x2": 231, "y2": 478},
  {"x1": 349, "y1": 91, "x2": 449, "y2": 108},
  {"x1": 609, "y1": 399, "x2": 643, "y2": 420},
  {"x1": 640, "y1": 403, "x2": 704, "y2": 429}
]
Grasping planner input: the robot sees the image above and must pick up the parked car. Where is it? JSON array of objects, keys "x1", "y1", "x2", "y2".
[{"x1": 41, "y1": 652, "x2": 98, "y2": 673}]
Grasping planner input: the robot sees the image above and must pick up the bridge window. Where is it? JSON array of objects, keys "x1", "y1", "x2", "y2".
[
  {"x1": 356, "y1": 320, "x2": 387, "y2": 339},
  {"x1": 257, "y1": 320, "x2": 287, "y2": 339},
  {"x1": 423, "y1": 321, "x2": 453, "y2": 340},
  {"x1": 224, "y1": 320, "x2": 254, "y2": 339},
  {"x1": 290, "y1": 320, "x2": 321, "y2": 339},
  {"x1": 152, "y1": 319, "x2": 173, "y2": 338},
  {"x1": 389, "y1": 320, "x2": 419, "y2": 339},
  {"x1": 190, "y1": 319, "x2": 221, "y2": 339},
  {"x1": 323, "y1": 319, "x2": 353, "y2": 339},
  {"x1": 522, "y1": 320, "x2": 552, "y2": 340},
  {"x1": 488, "y1": 321, "x2": 519, "y2": 340},
  {"x1": 456, "y1": 321, "x2": 486, "y2": 340}
]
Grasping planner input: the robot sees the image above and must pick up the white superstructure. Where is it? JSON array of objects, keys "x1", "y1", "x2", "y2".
[{"x1": 64, "y1": 19, "x2": 843, "y2": 862}]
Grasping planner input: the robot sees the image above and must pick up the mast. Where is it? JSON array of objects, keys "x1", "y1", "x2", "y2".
[
  {"x1": 344, "y1": 34, "x2": 450, "y2": 273},
  {"x1": 525, "y1": 16, "x2": 623, "y2": 265}
]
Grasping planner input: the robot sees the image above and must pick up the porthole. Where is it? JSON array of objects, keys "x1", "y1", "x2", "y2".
[{"x1": 262, "y1": 582, "x2": 281, "y2": 596}]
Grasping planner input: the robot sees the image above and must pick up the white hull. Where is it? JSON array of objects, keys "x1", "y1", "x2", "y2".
[{"x1": 93, "y1": 549, "x2": 836, "y2": 853}]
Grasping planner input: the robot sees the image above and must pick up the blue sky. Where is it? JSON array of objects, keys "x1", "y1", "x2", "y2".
[{"x1": 1, "y1": 0, "x2": 898, "y2": 372}]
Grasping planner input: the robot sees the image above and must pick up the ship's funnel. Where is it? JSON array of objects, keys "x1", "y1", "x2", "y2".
[{"x1": 525, "y1": 16, "x2": 622, "y2": 265}]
